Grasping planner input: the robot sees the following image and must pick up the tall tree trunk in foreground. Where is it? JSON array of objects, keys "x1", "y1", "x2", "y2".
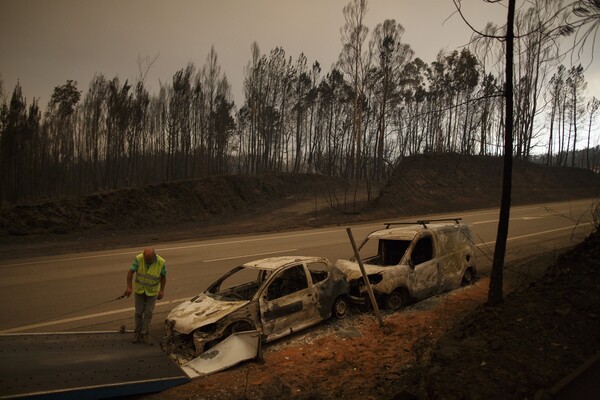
[{"x1": 488, "y1": 0, "x2": 516, "y2": 306}]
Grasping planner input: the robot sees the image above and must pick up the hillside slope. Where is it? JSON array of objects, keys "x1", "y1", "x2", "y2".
[
  {"x1": 0, "y1": 173, "x2": 337, "y2": 236},
  {"x1": 374, "y1": 153, "x2": 600, "y2": 216}
]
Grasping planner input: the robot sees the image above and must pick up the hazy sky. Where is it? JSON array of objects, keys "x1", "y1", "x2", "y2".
[{"x1": 1, "y1": 0, "x2": 598, "y2": 109}]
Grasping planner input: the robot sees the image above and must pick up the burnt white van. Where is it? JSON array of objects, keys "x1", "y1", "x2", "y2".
[{"x1": 336, "y1": 219, "x2": 477, "y2": 310}]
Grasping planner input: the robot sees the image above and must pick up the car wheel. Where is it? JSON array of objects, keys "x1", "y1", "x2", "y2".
[
  {"x1": 461, "y1": 268, "x2": 475, "y2": 286},
  {"x1": 385, "y1": 290, "x2": 406, "y2": 311},
  {"x1": 332, "y1": 296, "x2": 349, "y2": 319}
]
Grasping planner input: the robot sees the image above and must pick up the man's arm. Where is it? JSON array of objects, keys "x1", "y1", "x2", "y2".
[
  {"x1": 158, "y1": 276, "x2": 166, "y2": 300},
  {"x1": 125, "y1": 270, "x2": 134, "y2": 297}
]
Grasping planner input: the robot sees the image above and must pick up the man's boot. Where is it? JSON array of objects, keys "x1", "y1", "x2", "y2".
[
  {"x1": 132, "y1": 332, "x2": 141, "y2": 344},
  {"x1": 142, "y1": 333, "x2": 154, "y2": 346}
]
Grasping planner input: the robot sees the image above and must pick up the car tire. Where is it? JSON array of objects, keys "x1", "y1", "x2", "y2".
[
  {"x1": 461, "y1": 268, "x2": 475, "y2": 286},
  {"x1": 332, "y1": 296, "x2": 349, "y2": 319},
  {"x1": 385, "y1": 290, "x2": 407, "y2": 311}
]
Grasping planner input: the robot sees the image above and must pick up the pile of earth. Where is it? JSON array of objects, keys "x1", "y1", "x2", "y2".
[
  {"x1": 0, "y1": 173, "x2": 348, "y2": 257},
  {"x1": 0, "y1": 173, "x2": 339, "y2": 236},
  {"x1": 373, "y1": 153, "x2": 600, "y2": 217}
]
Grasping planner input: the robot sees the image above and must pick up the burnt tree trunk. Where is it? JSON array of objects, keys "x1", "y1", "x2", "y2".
[{"x1": 488, "y1": 0, "x2": 516, "y2": 306}]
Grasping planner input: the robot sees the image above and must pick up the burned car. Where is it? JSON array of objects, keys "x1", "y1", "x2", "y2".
[
  {"x1": 336, "y1": 219, "x2": 476, "y2": 310},
  {"x1": 164, "y1": 256, "x2": 349, "y2": 359}
]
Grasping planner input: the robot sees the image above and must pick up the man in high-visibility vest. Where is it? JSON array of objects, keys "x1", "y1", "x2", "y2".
[{"x1": 124, "y1": 247, "x2": 167, "y2": 345}]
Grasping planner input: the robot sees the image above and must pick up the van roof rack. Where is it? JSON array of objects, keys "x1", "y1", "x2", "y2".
[{"x1": 384, "y1": 218, "x2": 462, "y2": 229}]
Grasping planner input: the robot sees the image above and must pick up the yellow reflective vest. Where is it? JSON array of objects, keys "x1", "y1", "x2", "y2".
[{"x1": 134, "y1": 254, "x2": 165, "y2": 296}]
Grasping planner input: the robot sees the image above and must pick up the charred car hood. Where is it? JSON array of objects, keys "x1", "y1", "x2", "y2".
[
  {"x1": 167, "y1": 293, "x2": 249, "y2": 335},
  {"x1": 335, "y1": 259, "x2": 386, "y2": 281}
]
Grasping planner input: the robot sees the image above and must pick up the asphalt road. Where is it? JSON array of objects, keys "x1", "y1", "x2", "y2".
[{"x1": 0, "y1": 199, "x2": 595, "y2": 337}]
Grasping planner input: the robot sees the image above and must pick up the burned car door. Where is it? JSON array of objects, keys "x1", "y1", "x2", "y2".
[
  {"x1": 408, "y1": 233, "x2": 441, "y2": 299},
  {"x1": 258, "y1": 264, "x2": 320, "y2": 340}
]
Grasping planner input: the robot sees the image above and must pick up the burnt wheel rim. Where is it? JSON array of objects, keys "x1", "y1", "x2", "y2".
[
  {"x1": 386, "y1": 293, "x2": 404, "y2": 310},
  {"x1": 462, "y1": 269, "x2": 474, "y2": 285},
  {"x1": 334, "y1": 298, "x2": 348, "y2": 318}
]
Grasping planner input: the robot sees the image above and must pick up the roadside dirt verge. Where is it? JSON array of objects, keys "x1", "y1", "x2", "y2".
[{"x1": 410, "y1": 230, "x2": 600, "y2": 400}]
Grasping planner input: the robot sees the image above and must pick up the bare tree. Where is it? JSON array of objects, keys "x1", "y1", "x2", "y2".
[
  {"x1": 566, "y1": 64, "x2": 587, "y2": 167},
  {"x1": 369, "y1": 19, "x2": 413, "y2": 179},
  {"x1": 452, "y1": 0, "x2": 591, "y2": 304},
  {"x1": 338, "y1": 0, "x2": 370, "y2": 180},
  {"x1": 585, "y1": 96, "x2": 599, "y2": 169},
  {"x1": 292, "y1": 54, "x2": 310, "y2": 173},
  {"x1": 513, "y1": 2, "x2": 561, "y2": 160},
  {"x1": 568, "y1": 0, "x2": 600, "y2": 61},
  {"x1": 546, "y1": 65, "x2": 566, "y2": 165},
  {"x1": 453, "y1": 0, "x2": 516, "y2": 306},
  {"x1": 45, "y1": 80, "x2": 81, "y2": 194},
  {"x1": 489, "y1": 0, "x2": 516, "y2": 306}
]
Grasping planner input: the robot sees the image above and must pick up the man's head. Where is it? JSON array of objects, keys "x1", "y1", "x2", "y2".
[{"x1": 143, "y1": 247, "x2": 156, "y2": 264}]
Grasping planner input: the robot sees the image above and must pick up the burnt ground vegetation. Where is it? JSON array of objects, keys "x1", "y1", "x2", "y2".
[
  {"x1": 1, "y1": 153, "x2": 600, "y2": 398},
  {"x1": 408, "y1": 229, "x2": 600, "y2": 400}
]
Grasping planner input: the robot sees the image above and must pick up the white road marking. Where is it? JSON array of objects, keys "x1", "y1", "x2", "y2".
[
  {"x1": 203, "y1": 248, "x2": 298, "y2": 262},
  {"x1": 1, "y1": 250, "x2": 142, "y2": 268},
  {"x1": 466, "y1": 216, "x2": 541, "y2": 226},
  {"x1": 476, "y1": 222, "x2": 592, "y2": 247},
  {"x1": 161, "y1": 230, "x2": 344, "y2": 251},
  {"x1": 0, "y1": 297, "x2": 191, "y2": 334},
  {"x1": 471, "y1": 219, "x2": 499, "y2": 225}
]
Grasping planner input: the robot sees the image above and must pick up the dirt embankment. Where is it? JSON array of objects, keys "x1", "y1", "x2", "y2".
[
  {"x1": 0, "y1": 173, "x2": 337, "y2": 236},
  {"x1": 407, "y1": 229, "x2": 600, "y2": 399},
  {"x1": 373, "y1": 153, "x2": 600, "y2": 217}
]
